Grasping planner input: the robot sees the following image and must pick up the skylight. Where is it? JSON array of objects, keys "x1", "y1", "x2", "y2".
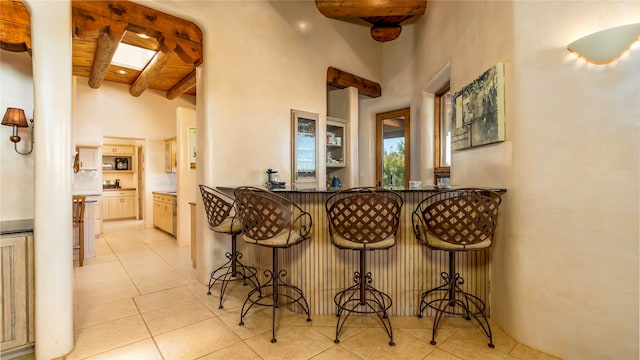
[{"x1": 111, "y1": 43, "x2": 157, "y2": 70}]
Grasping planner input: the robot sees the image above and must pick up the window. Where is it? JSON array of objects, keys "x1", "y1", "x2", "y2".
[
  {"x1": 376, "y1": 108, "x2": 410, "y2": 190},
  {"x1": 434, "y1": 84, "x2": 451, "y2": 186}
]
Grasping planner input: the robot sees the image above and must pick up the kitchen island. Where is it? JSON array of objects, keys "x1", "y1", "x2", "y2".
[{"x1": 215, "y1": 185, "x2": 505, "y2": 316}]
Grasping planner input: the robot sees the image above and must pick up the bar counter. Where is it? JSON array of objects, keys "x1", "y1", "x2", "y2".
[{"x1": 217, "y1": 185, "x2": 505, "y2": 316}]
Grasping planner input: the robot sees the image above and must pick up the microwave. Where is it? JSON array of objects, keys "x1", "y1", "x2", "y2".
[{"x1": 115, "y1": 157, "x2": 129, "y2": 170}]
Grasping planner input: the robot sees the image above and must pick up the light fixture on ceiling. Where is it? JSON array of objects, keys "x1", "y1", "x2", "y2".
[
  {"x1": 567, "y1": 23, "x2": 640, "y2": 65},
  {"x1": 1, "y1": 107, "x2": 33, "y2": 155},
  {"x1": 117, "y1": 69, "x2": 128, "y2": 75}
]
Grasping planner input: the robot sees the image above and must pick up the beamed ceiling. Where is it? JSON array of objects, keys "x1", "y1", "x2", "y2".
[{"x1": 1, "y1": 0, "x2": 427, "y2": 100}]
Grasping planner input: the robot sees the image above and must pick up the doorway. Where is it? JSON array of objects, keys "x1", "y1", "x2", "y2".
[{"x1": 376, "y1": 108, "x2": 410, "y2": 189}]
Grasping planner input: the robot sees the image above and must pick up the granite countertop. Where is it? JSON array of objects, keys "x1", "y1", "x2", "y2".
[
  {"x1": 103, "y1": 187, "x2": 136, "y2": 191},
  {"x1": 0, "y1": 219, "x2": 34, "y2": 235},
  {"x1": 218, "y1": 185, "x2": 506, "y2": 194}
]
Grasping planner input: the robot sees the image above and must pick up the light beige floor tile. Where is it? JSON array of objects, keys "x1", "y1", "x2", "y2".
[
  {"x1": 75, "y1": 298, "x2": 139, "y2": 329},
  {"x1": 338, "y1": 326, "x2": 433, "y2": 360},
  {"x1": 309, "y1": 345, "x2": 366, "y2": 360},
  {"x1": 218, "y1": 306, "x2": 273, "y2": 340},
  {"x1": 66, "y1": 315, "x2": 150, "y2": 360},
  {"x1": 75, "y1": 282, "x2": 141, "y2": 306},
  {"x1": 134, "y1": 286, "x2": 198, "y2": 312},
  {"x1": 437, "y1": 327, "x2": 517, "y2": 360},
  {"x1": 189, "y1": 281, "x2": 249, "y2": 314},
  {"x1": 196, "y1": 342, "x2": 262, "y2": 360},
  {"x1": 85, "y1": 338, "x2": 163, "y2": 360},
  {"x1": 129, "y1": 269, "x2": 191, "y2": 294},
  {"x1": 244, "y1": 326, "x2": 334, "y2": 360},
  {"x1": 314, "y1": 324, "x2": 366, "y2": 343},
  {"x1": 141, "y1": 300, "x2": 214, "y2": 335},
  {"x1": 510, "y1": 343, "x2": 563, "y2": 360},
  {"x1": 403, "y1": 326, "x2": 458, "y2": 347},
  {"x1": 423, "y1": 348, "x2": 465, "y2": 360},
  {"x1": 154, "y1": 317, "x2": 242, "y2": 360}
]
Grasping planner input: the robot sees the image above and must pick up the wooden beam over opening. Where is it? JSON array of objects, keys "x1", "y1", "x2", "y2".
[
  {"x1": 167, "y1": 70, "x2": 196, "y2": 100},
  {"x1": 0, "y1": 0, "x2": 31, "y2": 53},
  {"x1": 327, "y1": 67, "x2": 381, "y2": 98}
]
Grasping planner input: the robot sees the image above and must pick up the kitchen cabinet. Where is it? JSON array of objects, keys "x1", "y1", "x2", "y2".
[
  {"x1": 291, "y1": 109, "x2": 319, "y2": 188},
  {"x1": 153, "y1": 193, "x2": 176, "y2": 236},
  {"x1": 103, "y1": 144, "x2": 134, "y2": 156},
  {"x1": 77, "y1": 146, "x2": 100, "y2": 171},
  {"x1": 0, "y1": 231, "x2": 34, "y2": 357},
  {"x1": 326, "y1": 117, "x2": 347, "y2": 168},
  {"x1": 102, "y1": 190, "x2": 136, "y2": 220},
  {"x1": 164, "y1": 138, "x2": 177, "y2": 173}
]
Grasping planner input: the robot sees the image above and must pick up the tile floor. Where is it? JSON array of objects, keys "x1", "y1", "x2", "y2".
[{"x1": 60, "y1": 220, "x2": 559, "y2": 360}]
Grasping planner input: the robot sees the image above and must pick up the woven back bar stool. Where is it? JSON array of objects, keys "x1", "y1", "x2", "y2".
[
  {"x1": 72, "y1": 195, "x2": 86, "y2": 267},
  {"x1": 199, "y1": 185, "x2": 260, "y2": 309},
  {"x1": 325, "y1": 187, "x2": 403, "y2": 346},
  {"x1": 233, "y1": 186, "x2": 312, "y2": 343},
  {"x1": 412, "y1": 188, "x2": 502, "y2": 348}
]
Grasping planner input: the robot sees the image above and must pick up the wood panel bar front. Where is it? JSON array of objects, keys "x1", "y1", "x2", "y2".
[{"x1": 218, "y1": 187, "x2": 502, "y2": 317}]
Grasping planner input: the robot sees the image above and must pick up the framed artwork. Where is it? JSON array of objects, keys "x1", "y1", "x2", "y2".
[
  {"x1": 451, "y1": 63, "x2": 505, "y2": 150},
  {"x1": 188, "y1": 127, "x2": 196, "y2": 170}
]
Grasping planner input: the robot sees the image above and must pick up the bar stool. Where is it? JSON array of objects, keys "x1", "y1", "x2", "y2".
[
  {"x1": 199, "y1": 185, "x2": 260, "y2": 309},
  {"x1": 72, "y1": 195, "x2": 86, "y2": 267},
  {"x1": 325, "y1": 187, "x2": 403, "y2": 346},
  {"x1": 234, "y1": 186, "x2": 312, "y2": 343},
  {"x1": 412, "y1": 188, "x2": 502, "y2": 348}
]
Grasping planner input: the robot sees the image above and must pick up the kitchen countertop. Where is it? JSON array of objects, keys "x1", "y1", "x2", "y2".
[
  {"x1": 103, "y1": 187, "x2": 136, "y2": 191},
  {"x1": 0, "y1": 219, "x2": 34, "y2": 235},
  {"x1": 218, "y1": 185, "x2": 506, "y2": 194},
  {"x1": 153, "y1": 191, "x2": 177, "y2": 196}
]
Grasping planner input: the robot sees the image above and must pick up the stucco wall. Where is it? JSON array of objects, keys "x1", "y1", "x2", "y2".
[
  {"x1": 370, "y1": 1, "x2": 640, "y2": 359},
  {"x1": 0, "y1": 51, "x2": 34, "y2": 221},
  {"x1": 151, "y1": 0, "x2": 383, "y2": 283}
]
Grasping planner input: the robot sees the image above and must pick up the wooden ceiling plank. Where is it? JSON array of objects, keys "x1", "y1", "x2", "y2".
[
  {"x1": 315, "y1": 0, "x2": 427, "y2": 18},
  {"x1": 88, "y1": 26, "x2": 126, "y2": 89},
  {"x1": 167, "y1": 70, "x2": 196, "y2": 100},
  {"x1": 327, "y1": 67, "x2": 381, "y2": 98},
  {"x1": 129, "y1": 50, "x2": 176, "y2": 97}
]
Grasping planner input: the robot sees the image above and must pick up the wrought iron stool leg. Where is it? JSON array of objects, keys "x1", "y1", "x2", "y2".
[{"x1": 207, "y1": 234, "x2": 260, "y2": 309}]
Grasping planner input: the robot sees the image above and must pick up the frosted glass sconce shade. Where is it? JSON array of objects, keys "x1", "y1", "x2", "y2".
[{"x1": 567, "y1": 23, "x2": 640, "y2": 64}]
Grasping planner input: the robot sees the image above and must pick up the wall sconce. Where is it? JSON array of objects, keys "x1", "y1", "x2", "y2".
[
  {"x1": 567, "y1": 23, "x2": 640, "y2": 65},
  {"x1": 1, "y1": 107, "x2": 34, "y2": 155}
]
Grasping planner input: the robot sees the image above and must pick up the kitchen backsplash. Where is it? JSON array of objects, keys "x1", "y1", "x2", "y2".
[{"x1": 73, "y1": 169, "x2": 102, "y2": 195}]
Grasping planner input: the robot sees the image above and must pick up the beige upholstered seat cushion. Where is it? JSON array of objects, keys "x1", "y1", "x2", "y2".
[
  {"x1": 242, "y1": 225, "x2": 305, "y2": 247},
  {"x1": 211, "y1": 216, "x2": 242, "y2": 234},
  {"x1": 425, "y1": 232, "x2": 491, "y2": 250},
  {"x1": 332, "y1": 233, "x2": 396, "y2": 250}
]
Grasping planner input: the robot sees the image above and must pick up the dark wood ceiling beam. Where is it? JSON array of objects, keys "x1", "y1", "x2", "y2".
[
  {"x1": 315, "y1": 1, "x2": 426, "y2": 18},
  {"x1": 88, "y1": 26, "x2": 126, "y2": 89},
  {"x1": 167, "y1": 70, "x2": 196, "y2": 100},
  {"x1": 327, "y1": 67, "x2": 381, "y2": 98},
  {"x1": 72, "y1": 0, "x2": 203, "y2": 65},
  {"x1": 129, "y1": 50, "x2": 176, "y2": 97},
  {"x1": 0, "y1": 0, "x2": 31, "y2": 53}
]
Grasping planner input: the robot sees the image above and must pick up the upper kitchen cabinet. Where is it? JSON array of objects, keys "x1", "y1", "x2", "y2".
[
  {"x1": 103, "y1": 145, "x2": 134, "y2": 156},
  {"x1": 327, "y1": 86, "x2": 359, "y2": 188},
  {"x1": 76, "y1": 146, "x2": 100, "y2": 171},
  {"x1": 165, "y1": 137, "x2": 177, "y2": 173},
  {"x1": 326, "y1": 117, "x2": 347, "y2": 168},
  {"x1": 291, "y1": 109, "x2": 319, "y2": 189}
]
